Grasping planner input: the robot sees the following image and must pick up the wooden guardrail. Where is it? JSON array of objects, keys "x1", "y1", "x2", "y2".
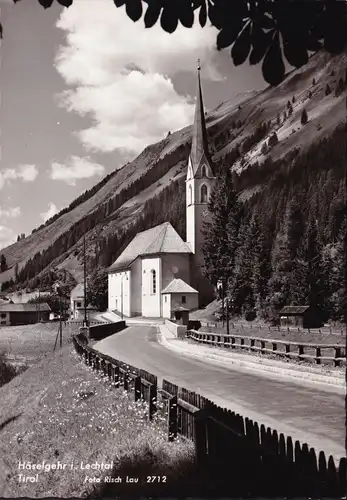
[
  {"x1": 71, "y1": 334, "x2": 346, "y2": 497},
  {"x1": 187, "y1": 330, "x2": 346, "y2": 366}
]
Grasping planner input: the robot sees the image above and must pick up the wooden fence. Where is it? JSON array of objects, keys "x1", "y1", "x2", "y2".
[
  {"x1": 72, "y1": 334, "x2": 346, "y2": 497},
  {"x1": 187, "y1": 330, "x2": 346, "y2": 366}
]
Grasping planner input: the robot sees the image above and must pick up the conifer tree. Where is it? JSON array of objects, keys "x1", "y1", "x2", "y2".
[
  {"x1": 202, "y1": 165, "x2": 242, "y2": 289},
  {"x1": 301, "y1": 108, "x2": 308, "y2": 125},
  {"x1": 292, "y1": 215, "x2": 329, "y2": 315},
  {"x1": 0, "y1": 254, "x2": 7, "y2": 273},
  {"x1": 228, "y1": 213, "x2": 254, "y2": 315},
  {"x1": 252, "y1": 217, "x2": 272, "y2": 317},
  {"x1": 329, "y1": 218, "x2": 347, "y2": 320}
]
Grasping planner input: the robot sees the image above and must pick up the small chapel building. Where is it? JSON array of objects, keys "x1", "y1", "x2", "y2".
[{"x1": 108, "y1": 62, "x2": 216, "y2": 318}]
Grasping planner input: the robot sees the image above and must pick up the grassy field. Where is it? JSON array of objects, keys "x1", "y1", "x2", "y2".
[
  {"x1": 0, "y1": 323, "x2": 73, "y2": 366},
  {"x1": 202, "y1": 323, "x2": 345, "y2": 345},
  {"x1": 0, "y1": 345, "x2": 195, "y2": 498}
]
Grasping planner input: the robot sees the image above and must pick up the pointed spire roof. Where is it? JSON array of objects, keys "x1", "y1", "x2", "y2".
[{"x1": 189, "y1": 60, "x2": 213, "y2": 175}]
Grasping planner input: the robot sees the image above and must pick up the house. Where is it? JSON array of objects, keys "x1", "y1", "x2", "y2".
[
  {"x1": 162, "y1": 278, "x2": 198, "y2": 321},
  {"x1": 0, "y1": 302, "x2": 51, "y2": 326},
  {"x1": 108, "y1": 62, "x2": 217, "y2": 318},
  {"x1": 70, "y1": 283, "x2": 97, "y2": 320},
  {"x1": 70, "y1": 283, "x2": 85, "y2": 319},
  {"x1": 278, "y1": 305, "x2": 325, "y2": 329}
]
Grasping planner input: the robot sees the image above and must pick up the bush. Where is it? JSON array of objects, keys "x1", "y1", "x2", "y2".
[
  {"x1": 245, "y1": 310, "x2": 256, "y2": 321},
  {"x1": 0, "y1": 351, "x2": 18, "y2": 387}
]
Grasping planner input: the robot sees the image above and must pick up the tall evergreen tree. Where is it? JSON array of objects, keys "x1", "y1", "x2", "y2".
[
  {"x1": 202, "y1": 165, "x2": 242, "y2": 289},
  {"x1": 329, "y1": 218, "x2": 347, "y2": 320},
  {"x1": 292, "y1": 215, "x2": 329, "y2": 316},
  {"x1": 0, "y1": 254, "x2": 7, "y2": 273},
  {"x1": 301, "y1": 108, "x2": 308, "y2": 125}
]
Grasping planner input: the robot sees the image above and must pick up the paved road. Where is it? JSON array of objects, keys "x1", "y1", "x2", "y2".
[{"x1": 93, "y1": 326, "x2": 345, "y2": 461}]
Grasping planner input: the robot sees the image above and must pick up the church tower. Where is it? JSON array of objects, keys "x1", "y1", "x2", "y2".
[{"x1": 186, "y1": 60, "x2": 216, "y2": 305}]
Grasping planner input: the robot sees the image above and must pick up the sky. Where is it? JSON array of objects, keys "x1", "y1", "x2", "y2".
[{"x1": 0, "y1": 0, "x2": 267, "y2": 250}]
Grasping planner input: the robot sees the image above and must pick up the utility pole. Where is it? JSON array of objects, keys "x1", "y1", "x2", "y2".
[
  {"x1": 83, "y1": 235, "x2": 88, "y2": 327},
  {"x1": 59, "y1": 293, "x2": 62, "y2": 348},
  {"x1": 38, "y1": 286, "x2": 41, "y2": 322}
]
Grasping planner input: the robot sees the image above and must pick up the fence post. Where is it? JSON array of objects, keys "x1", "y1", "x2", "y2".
[
  {"x1": 334, "y1": 347, "x2": 341, "y2": 367},
  {"x1": 134, "y1": 376, "x2": 141, "y2": 401},
  {"x1": 114, "y1": 365, "x2": 120, "y2": 388},
  {"x1": 168, "y1": 396, "x2": 178, "y2": 441},
  {"x1": 194, "y1": 409, "x2": 208, "y2": 471},
  {"x1": 315, "y1": 347, "x2": 321, "y2": 364},
  {"x1": 148, "y1": 384, "x2": 157, "y2": 420},
  {"x1": 123, "y1": 371, "x2": 129, "y2": 391}
]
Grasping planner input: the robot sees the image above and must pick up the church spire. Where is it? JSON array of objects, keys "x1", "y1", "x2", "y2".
[{"x1": 190, "y1": 60, "x2": 212, "y2": 174}]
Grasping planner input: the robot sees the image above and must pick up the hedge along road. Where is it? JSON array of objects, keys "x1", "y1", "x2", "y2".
[{"x1": 92, "y1": 326, "x2": 345, "y2": 462}]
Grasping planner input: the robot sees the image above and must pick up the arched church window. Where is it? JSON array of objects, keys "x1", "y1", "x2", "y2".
[
  {"x1": 201, "y1": 165, "x2": 207, "y2": 177},
  {"x1": 188, "y1": 185, "x2": 192, "y2": 205},
  {"x1": 200, "y1": 184, "x2": 208, "y2": 203},
  {"x1": 150, "y1": 269, "x2": 156, "y2": 294}
]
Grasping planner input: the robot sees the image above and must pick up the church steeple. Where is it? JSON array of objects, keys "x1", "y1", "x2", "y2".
[
  {"x1": 185, "y1": 59, "x2": 217, "y2": 307},
  {"x1": 189, "y1": 60, "x2": 214, "y2": 176}
]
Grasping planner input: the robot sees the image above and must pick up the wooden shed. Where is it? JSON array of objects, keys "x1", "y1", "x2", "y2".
[{"x1": 278, "y1": 305, "x2": 324, "y2": 329}]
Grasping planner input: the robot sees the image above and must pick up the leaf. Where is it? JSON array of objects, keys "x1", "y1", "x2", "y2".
[
  {"x1": 262, "y1": 31, "x2": 285, "y2": 86},
  {"x1": 259, "y1": 14, "x2": 276, "y2": 31},
  {"x1": 160, "y1": 6, "x2": 178, "y2": 33},
  {"x1": 231, "y1": 21, "x2": 252, "y2": 66},
  {"x1": 38, "y1": 0, "x2": 54, "y2": 8},
  {"x1": 144, "y1": 1, "x2": 162, "y2": 28},
  {"x1": 249, "y1": 25, "x2": 272, "y2": 65},
  {"x1": 305, "y1": 33, "x2": 322, "y2": 53},
  {"x1": 113, "y1": 0, "x2": 126, "y2": 6},
  {"x1": 57, "y1": 0, "x2": 73, "y2": 6},
  {"x1": 216, "y1": 22, "x2": 243, "y2": 50},
  {"x1": 178, "y1": 2, "x2": 194, "y2": 28},
  {"x1": 126, "y1": 0, "x2": 143, "y2": 22},
  {"x1": 199, "y1": 1, "x2": 207, "y2": 27},
  {"x1": 283, "y1": 36, "x2": 308, "y2": 68},
  {"x1": 323, "y1": 8, "x2": 347, "y2": 55}
]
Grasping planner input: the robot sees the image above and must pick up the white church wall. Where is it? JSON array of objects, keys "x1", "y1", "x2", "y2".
[
  {"x1": 108, "y1": 270, "x2": 131, "y2": 317},
  {"x1": 130, "y1": 259, "x2": 142, "y2": 316},
  {"x1": 161, "y1": 253, "x2": 191, "y2": 290},
  {"x1": 141, "y1": 257, "x2": 161, "y2": 317},
  {"x1": 162, "y1": 294, "x2": 171, "y2": 319}
]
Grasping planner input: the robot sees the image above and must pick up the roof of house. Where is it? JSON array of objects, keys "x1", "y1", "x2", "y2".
[
  {"x1": 108, "y1": 222, "x2": 192, "y2": 272},
  {"x1": 0, "y1": 302, "x2": 51, "y2": 313},
  {"x1": 71, "y1": 284, "x2": 84, "y2": 298},
  {"x1": 161, "y1": 278, "x2": 198, "y2": 294},
  {"x1": 279, "y1": 305, "x2": 310, "y2": 315}
]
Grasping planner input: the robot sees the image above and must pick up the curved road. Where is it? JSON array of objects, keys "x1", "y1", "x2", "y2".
[{"x1": 93, "y1": 326, "x2": 345, "y2": 461}]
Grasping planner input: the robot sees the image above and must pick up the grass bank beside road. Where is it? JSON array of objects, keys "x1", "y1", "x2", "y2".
[
  {"x1": 0, "y1": 323, "x2": 72, "y2": 366},
  {"x1": 0, "y1": 345, "x2": 195, "y2": 498}
]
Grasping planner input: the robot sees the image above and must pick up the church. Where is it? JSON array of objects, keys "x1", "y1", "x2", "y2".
[{"x1": 108, "y1": 62, "x2": 216, "y2": 318}]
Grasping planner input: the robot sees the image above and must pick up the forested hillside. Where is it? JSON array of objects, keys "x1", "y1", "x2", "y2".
[{"x1": 203, "y1": 124, "x2": 346, "y2": 321}]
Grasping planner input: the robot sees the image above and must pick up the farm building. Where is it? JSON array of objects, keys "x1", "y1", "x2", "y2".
[
  {"x1": 0, "y1": 302, "x2": 51, "y2": 326},
  {"x1": 278, "y1": 305, "x2": 325, "y2": 329}
]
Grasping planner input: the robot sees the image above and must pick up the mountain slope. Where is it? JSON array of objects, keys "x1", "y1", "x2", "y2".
[{"x1": 1, "y1": 50, "x2": 346, "y2": 289}]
